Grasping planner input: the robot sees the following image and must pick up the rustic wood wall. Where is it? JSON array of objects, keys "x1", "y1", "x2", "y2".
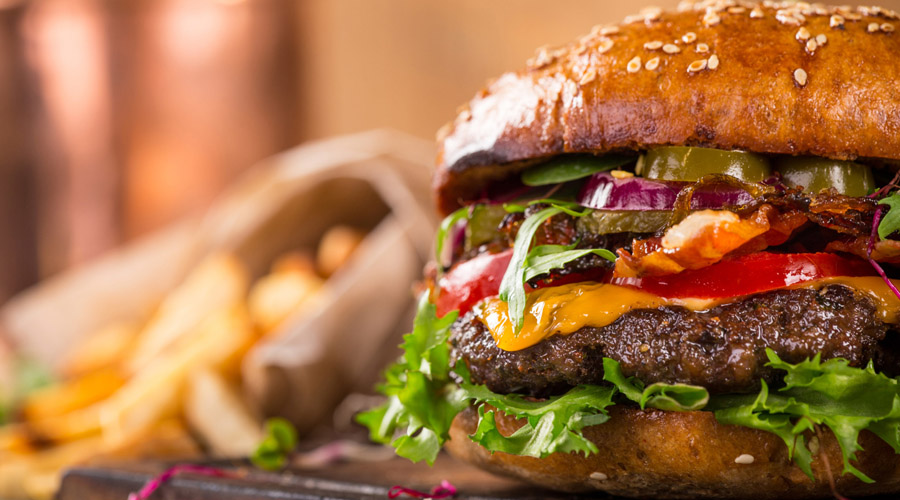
[{"x1": 3, "y1": 0, "x2": 900, "y2": 302}]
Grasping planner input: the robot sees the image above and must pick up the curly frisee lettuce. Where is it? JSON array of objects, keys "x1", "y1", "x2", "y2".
[{"x1": 358, "y1": 291, "x2": 900, "y2": 482}]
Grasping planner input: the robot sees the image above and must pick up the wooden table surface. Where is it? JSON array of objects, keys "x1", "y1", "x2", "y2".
[{"x1": 58, "y1": 453, "x2": 592, "y2": 500}]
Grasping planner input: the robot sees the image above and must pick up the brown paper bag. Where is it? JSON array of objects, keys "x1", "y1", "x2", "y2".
[{"x1": 0, "y1": 129, "x2": 436, "y2": 433}]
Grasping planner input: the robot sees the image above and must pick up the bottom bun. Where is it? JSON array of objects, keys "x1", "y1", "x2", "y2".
[{"x1": 446, "y1": 405, "x2": 900, "y2": 499}]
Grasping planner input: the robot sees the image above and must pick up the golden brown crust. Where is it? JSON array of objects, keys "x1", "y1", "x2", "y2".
[
  {"x1": 435, "y1": 2, "x2": 900, "y2": 215},
  {"x1": 445, "y1": 405, "x2": 900, "y2": 499}
]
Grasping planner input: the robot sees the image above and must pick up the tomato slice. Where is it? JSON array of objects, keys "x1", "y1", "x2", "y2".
[
  {"x1": 436, "y1": 249, "x2": 513, "y2": 317},
  {"x1": 436, "y1": 250, "x2": 877, "y2": 316},
  {"x1": 611, "y1": 252, "x2": 876, "y2": 299}
]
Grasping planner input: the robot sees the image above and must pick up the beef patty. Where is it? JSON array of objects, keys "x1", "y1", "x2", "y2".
[{"x1": 450, "y1": 284, "x2": 899, "y2": 397}]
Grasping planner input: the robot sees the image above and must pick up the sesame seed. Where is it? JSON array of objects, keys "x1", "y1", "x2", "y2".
[
  {"x1": 734, "y1": 454, "x2": 755, "y2": 465},
  {"x1": 639, "y1": 343, "x2": 650, "y2": 352},
  {"x1": 844, "y1": 13, "x2": 862, "y2": 21},
  {"x1": 696, "y1": 43, "x2": 710, "y2": 53},
  {"x1": 793, "y1": 68, "x2": 808, "y2": 87},
  {"x1": 611, "y1": 170, "x2": 634, "y2": 179},
  {"x1": 645, "y1": 56, "x2": 660, "y2": 70},
  {"x1": 805, "y1": 39, "x2": 817, "y2": 53},
  {"x1": 644, "y1": 40, "x2": 664, "y2": 50},
  {"x1": 830, "y1": 14, "x2": 844, "y2": 28},
  {"x1": 600, "y1": 26, "x2": 620, "y2": 36},
  {"x1": 578, "y1": 67, "x2": 597, "y2": 85},
  {"x1": 627, "y1": 56, "x2": 642, "y2": 73},
  {"x1": 707, "y1": 54, "x2": 719, "y2": 69},
  {"x1": 750, "y1": 6, "x2": 764, "y2": 18},
  {"x1": 662, "y1": 43, "x2": 681, "y2": 54},
  {"x1": 598, "y1": 39, "x2": 614, "y2": 54},
  {"x1": 776, "y1": 10, "x2": 802, "y2": 25},
  {"x1": 796, "y1": 27, "x2": 811, "y2": 41},
  {"x1": 816, "y1": 33, "x2": 827, "y2": 45},
  {"x1": 808, "y1": 436, "x2": 820, "y2": 455},
  {"x1": 589, "y1": 472, "x2": 608, "y2": 481},
  {"x1": 641, "y1": 6, "x2": 662, "y2": 20},
  {"x1": 883, "y1": 23, "x2": 895, "y2": 33},
  {"x1": 727, "y1": 6, "x2": 746, "y2": 14},
  {"x1": 529, "y1": 47, "x2": 555, "y2": 69},
  {"x1": 868, "y1": 22, "x2": 881, "y2": 33},
  {"x1": 682, "y1": 31, "x2": 697, "y2": 44},
  {"x1": 687, "y1": 59, "x2": 708, "y2": 73},
  {"x1": 703, "y1": 12, "x2": 721, "y2": 26}
]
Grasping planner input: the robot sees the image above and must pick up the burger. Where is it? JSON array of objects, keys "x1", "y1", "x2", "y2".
[{"x1": 359, "y1": 2, "x2": 900, "y2": 498}]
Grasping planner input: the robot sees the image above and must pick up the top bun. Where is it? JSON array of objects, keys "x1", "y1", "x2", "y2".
[{"x1": 435, "y1": 1, "x2": 900, "y2": 215}]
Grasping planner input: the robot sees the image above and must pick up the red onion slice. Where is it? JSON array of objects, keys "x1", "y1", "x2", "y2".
[{"x1": 577, "y1": 173, "x2": 755, "y2": 211}]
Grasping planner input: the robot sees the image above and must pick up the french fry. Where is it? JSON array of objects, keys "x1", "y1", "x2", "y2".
[
  {"x1": 184, "y1": 368, "x2": 262, "y2": 456},
  {"x1": 316, "y1": 225, "x2": 365, "y2": 277},
  {"x1": 60, "y1": 322, "x2": 139, "y2": 378},
  {"x1": 13, "y1": 405, "x2": 103, "y2": 445},
  {"x1": 0, "y1": 419, "x2": 199, "y2": 500},
  {"x1": 100, "y1": 305, "x2": 255, "y2": 446},
  {"x1": 248, "y1": 265, "x2": 322, "y2": 334},
  {"x1": 21, "y1": 368, "x2": 125, "y2": 422},
  {"x1": 126, "y1": 253, "x2": 249, "y2": 374},
  {"x1": 271, "y1": 252, "x2": 316, "y2": 275}
]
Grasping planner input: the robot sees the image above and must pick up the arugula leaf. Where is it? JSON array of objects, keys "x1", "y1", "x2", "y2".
[
  {"x1": 523, "y1": 245, "x2": 616, "y2": 283},
  {"x1": 251, "y1": 418, "x2": 298, "y2": 471},
  {"x1": 878, "y1": 193, "x2": 900, "y2": 239},
  {"x1": 462, "y1": 382, "x2": 615, "y2": 457},
  {"x1": 711, "y1": 349, "x2": 900, "y2": 482},
  {"x1": 356, "y1": 294, "x2": 467, "y2": 464},
  {"x1": 435, "y1": 207, "x2": 469, "y2": 267},
  {"x1": 498, "y1": 203, "x2": 607, "y2": 333},
  {"x1": 531, "y1": 200, "x2": 591, "y2": 217},
  {"x1": 521, "y1": 154, "x2": 635, "y2": 186},
  {"x1": 499, "y1": 207, "x2": 564, "y2": 332},
  {"x1": 602, "y1": 358, "x2": 709, "y2": 411}
]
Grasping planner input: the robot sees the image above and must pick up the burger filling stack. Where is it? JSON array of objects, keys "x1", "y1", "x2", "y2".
[{"x1": 360, "y1": 2, "x2": 900, "y2": 498}]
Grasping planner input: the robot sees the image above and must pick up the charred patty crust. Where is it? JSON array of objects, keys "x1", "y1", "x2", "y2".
[{"x1": 451, "y1": 284, "x2": 897, "y2": 397}]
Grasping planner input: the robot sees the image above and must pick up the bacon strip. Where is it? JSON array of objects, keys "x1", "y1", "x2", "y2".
[
  {"x1": 614, "y1": 205, "x2": 808, "y2": 278},
  {"x1": 827, "y1": 238, "x2": 900, "y2": 263}
]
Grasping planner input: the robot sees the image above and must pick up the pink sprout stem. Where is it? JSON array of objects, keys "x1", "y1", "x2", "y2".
[
  {"x1": 387, "y1": 480, "x2": 457, "y2": 499},
  {"x1": 127, "y1": 464, "x2": 231, "y2": 500},
  {"x1": 867, "y1": 206, "x2": 900, "y2": 302}
]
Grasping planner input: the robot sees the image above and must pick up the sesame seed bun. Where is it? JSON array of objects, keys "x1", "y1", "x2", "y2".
[
  {"x1": 446, "y1": 405, "x2": 900, "y2": 499},
  {"x1": 434, "y1": 1, "x2": 900, "y2": 215}
]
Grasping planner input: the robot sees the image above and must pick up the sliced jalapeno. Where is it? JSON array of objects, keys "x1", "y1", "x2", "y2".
[
  {"x1": 641, "y1": 146, "x2": 771, "y2": 183},
  {"x1": 576, "y1": 210, "x2": 671, "y2": 235},
  {"x1": 522, "y1": 154, "x2": 636, "y2": 186},
  {"x1": 775, "y1": 157, "x2": 874, "y2": 197}
]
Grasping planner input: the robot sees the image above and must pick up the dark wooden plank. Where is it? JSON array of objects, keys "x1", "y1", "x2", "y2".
[{"x1": 58, "y1": 454, "x2": 588, "y2": 500}]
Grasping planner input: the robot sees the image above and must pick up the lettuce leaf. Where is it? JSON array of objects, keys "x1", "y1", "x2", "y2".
[
  {"x1": 602, "y1": 358, "x2": 709, "y2": 411},
  {"x1": 356, "y1": 294, "x2": 467, "y2": 464},
  {"x1": 360, "y1": 296, "x2": 900, "y2": 483},
  {"x1": 711, "y1": 349, "x2": 900, "y2": 482},
  {"x1": 460, "y1": 378, "x2": 615, "y2": 457}
]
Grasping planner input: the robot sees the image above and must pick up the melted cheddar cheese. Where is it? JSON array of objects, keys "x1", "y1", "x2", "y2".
[{"x1": 476, "y1": 277, "x2": 900, "y2": 352}]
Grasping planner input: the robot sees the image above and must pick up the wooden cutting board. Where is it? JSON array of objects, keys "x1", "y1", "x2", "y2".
[{"x1": 57, "y1": 453, "x2": 591, "y2": 500}]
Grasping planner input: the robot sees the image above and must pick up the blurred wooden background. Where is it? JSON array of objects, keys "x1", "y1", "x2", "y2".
[{"x1": 1, "y1": 0, "x2": 899, "y2": 303}]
